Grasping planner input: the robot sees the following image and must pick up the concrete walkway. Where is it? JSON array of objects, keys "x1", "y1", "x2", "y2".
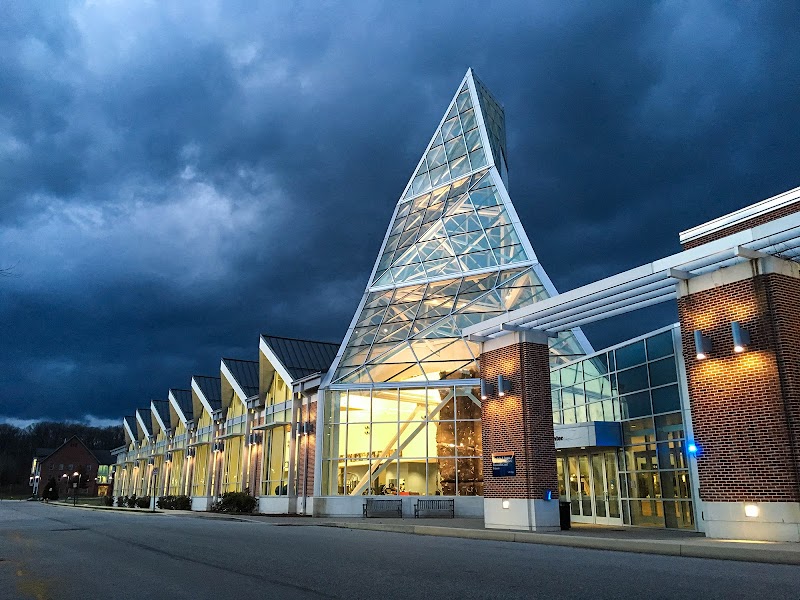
[{"x1": 46, "y1": 501, "x2": 800, "y2": 566}]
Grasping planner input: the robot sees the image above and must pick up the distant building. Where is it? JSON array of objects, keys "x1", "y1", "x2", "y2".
[{"x1": 31, "y1": 435, "x2": 115, "y2": 498}]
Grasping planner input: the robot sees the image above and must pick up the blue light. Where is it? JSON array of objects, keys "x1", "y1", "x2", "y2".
[
  {"x1": 545, "y1": 489, "x2": 553, "y2": 501},
  {"x1": 687, "y1": 443, "x2": 698, "y2": 455}
]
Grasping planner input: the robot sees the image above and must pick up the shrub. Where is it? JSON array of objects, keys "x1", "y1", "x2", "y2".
[
  {"x1": 174, "y1": 495, "x2": 191, "y2": 511},
  {"x1": 126, "y1": 494, "x2": 138, "y2": 508},
  {"x1": 117, "y1": 496, "x2": 127, "y2": 507},
  {"x1": 102, "y1": 495, "x2": 114, "y2": 506},
  {"x1": 156, "y1": 495, "x2": 173, "y2": 510},
  {"x1": 136, "y1": 495, "x2": 150, "y2": 509},
  {"x1": 44, "y1": 478, "x2": 59, "y2": 501},
  {"x1": 212, "y1": 492, "x2": 256, "y2": 514}
]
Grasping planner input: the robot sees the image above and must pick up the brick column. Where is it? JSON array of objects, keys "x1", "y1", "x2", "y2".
[
  {"x1": 480, "y1": 330, "x2": 560, "y2": 531},
  {"x1": 677, "y1": 256, "x2": 800, "y2": 542}
]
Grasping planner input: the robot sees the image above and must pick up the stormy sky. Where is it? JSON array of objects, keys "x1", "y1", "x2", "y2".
[{"x1": 1, "y1": 1, "x2": 799, "y2": 424}]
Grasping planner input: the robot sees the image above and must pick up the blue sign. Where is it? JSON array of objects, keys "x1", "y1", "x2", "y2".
[{"x1": 491, "y1": 452, "x2": 516, "y2": 477}]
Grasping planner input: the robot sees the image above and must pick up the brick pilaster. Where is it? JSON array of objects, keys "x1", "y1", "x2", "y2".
[
  {"x1": 677, "y1": 259, "x2": 800, "y2": 503},
  {"x1": 480, "y1": 332, "x2": 558, "y2": 500}
]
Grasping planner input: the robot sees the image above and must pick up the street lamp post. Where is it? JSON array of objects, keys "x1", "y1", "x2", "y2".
[{"x1": 72, "y1": 471, "x2": 81, "y2": 506}]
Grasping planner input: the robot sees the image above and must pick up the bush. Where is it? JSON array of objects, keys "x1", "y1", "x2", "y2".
[
  {"x1": 43, "y1": 478, "x2": 59, "y2": 501},
  {"x1": 102, "y1": 495, "x2": 114, "y2": 506},
  {"x1": 211, "y1": 492, "x2": 256, "y2": 514},
  {"x1": 136, "y1": 495, "x2": 150, "y2": 509},
  {"x1": 155, "y1": 495, "x2": 191, "y2": 510},
  {"x1": 126, "y1": 494, "x2": 138, "y2": 508},
  {"x1": 116, "y1": 496, "x2": 127, "y2": 507}
]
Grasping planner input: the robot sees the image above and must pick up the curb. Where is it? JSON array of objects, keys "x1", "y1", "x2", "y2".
[
  {"x1": 320, "y1": 522, "x2": 800, "y2": 566},
  {"x1": 45, "y1": 502, "x2": 162, "y2": 514}
]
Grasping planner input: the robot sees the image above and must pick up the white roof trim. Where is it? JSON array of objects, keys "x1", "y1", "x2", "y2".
[
  {"x1": 191, "y1": 377, "x2": 215, "y2": 418},
  {"x1": 259, "y1": 336, "x2": 294, "y2": 387},
  {"x1": 150, "y1": 400, "x2": 168, "y2": 433},
  {"x1": 220, "y1": 360, "x2": 249, "y2": 407},
  {"x1": 168, "y1": 390, "x2": 189, "y2": 425},
  {"x1": 679, "y1": 185, "x2": 800, "y2": 244},
  {"x1": 122, "y1": 419, "x2": 136, "y2": 444},
  {"x1": 135, "y1": 410, "x2": 152, "y2": 439}
]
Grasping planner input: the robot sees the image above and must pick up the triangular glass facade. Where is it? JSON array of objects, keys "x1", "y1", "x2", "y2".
[{"x1": 327, "y1": 70, "x2": 588, "y2": 386}]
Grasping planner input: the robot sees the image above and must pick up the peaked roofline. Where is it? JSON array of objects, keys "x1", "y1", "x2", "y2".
[
  {"x1": 168, "y1": 388, "x2": 192, "y2": 425},
  {"x1": 191, "y1": 375, "x2": 221, "y2": 417},
  {"x1": 38, "y1": 435, "x2": 107, "y2": 467},
  {"x1": 150, "y1": 399, "x2": 170, "y2": 433},
  {"x1": 220, "y1": 358, "x2": 256, "y2": 405}
]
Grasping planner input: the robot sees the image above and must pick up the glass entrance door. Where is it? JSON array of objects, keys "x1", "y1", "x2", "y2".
[{"x1": 558, "y1": 451, "x2": 622, "y2": 526}]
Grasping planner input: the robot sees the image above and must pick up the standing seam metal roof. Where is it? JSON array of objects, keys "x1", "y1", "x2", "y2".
[
  {"x1": 151, "y1": 399, "x2": 171, "y2": 429},
  {"x1": 222, "y1": 358, "x2": 259, "y2": 397},
  {"x1": 169, "y1": 389, "x2": 193, "y2": 422},
  {"x1": 194, "y1": 376, "x2": 222, "y2": 411},
  {"x1": 261, "y1": 335, "x2": 339, "y2": 381}
]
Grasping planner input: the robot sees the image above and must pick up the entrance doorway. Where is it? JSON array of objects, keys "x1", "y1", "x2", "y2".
[{"x1": 557, "y1": 451, "x2": 622, "y2": 526}]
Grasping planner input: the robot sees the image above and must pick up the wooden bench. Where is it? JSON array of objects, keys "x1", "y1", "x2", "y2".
[
  {"x1": 363, "y1": 498, "x2": 403, "y2": 518},
  {"x1": 414, "y1": 498, "x2": 455, "y2": 518}
]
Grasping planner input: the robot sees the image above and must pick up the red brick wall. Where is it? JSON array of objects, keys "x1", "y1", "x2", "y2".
[
  {"x1": 682, "y1": 202, "x2": 800, "y2": 249},
  {"x1": 296, "y1": 401, "x2": 316, "y2": 497},
  {"x1": 480, "y1": 341, "x2": 558, "y2": 499},
  {"x1": 678, "y1": 272, "x2": 800, "y2": 502},
  {"x1": 40, "y1": 440, "x2": 101, "y2": 497}
]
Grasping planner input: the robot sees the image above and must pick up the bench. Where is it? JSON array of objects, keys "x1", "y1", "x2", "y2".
[
  {"x1": 414, "y1": 498, "x2": 455, "y2": 518},
  {"x1": 363, "y1": 498, "x2": 403, "y2": 518}
]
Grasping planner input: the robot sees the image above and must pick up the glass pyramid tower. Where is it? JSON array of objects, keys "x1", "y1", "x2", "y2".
[{"x1": 324, "y1": 69, "x2": 590, "y2": 388}]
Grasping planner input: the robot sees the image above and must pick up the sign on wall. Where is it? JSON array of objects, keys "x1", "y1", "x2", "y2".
[{"x1": 491, "y1": 452, "x2": 516, "y2": 477}]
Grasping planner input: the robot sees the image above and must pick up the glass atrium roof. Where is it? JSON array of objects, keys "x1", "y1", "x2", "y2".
[{"x1": 326, "y1": 69, "x2": 589, "y2": 387}]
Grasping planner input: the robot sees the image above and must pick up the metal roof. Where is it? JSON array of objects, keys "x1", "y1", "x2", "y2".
[
  {"x1": 123, "y1": 415, "x2": 137, "y2": 436},
  {"x1": 151, "y1": 399, "x2": 171, "y2": 430},
  {"x1": 221, "y1": 358, "x2": 259, "y2": 397},
  {"x1": 193, "y1": 376, "x2": 222, "y2": 411},
  {"x1": 260, "y1": 335, "x2": 339, "y2": 381},
  {"x1": 169, "y1": 389, "x2": 193, "y2": 422}
]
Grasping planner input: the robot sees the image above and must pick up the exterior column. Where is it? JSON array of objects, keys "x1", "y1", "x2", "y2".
[
  {"x1": 677, "y1": 256, "x2": 800, "y2": 542},
  {"x1": 480, "y1": 330, "x2": 560, "y2": 531}
]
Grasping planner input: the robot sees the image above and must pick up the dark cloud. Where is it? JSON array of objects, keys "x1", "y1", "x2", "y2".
[{"x1": 1, "y1": 1, "x2": 799, "y2": 420}]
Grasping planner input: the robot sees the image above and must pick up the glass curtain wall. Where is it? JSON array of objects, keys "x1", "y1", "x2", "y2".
[
  {"x1": 322, "y1": 385, "x2": 482, "y2": 496},
  {"x1": 551, "y1": 327, "x2": 694, "y2": 529}
]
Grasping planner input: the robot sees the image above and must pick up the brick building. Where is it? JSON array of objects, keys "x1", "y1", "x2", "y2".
[{"x1": 32, "y1": 435, "x2": 115, "y2": 499}]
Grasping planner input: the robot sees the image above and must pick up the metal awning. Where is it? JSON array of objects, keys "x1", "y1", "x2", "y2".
[{"x1": 464, "y1": 211, "x2": 800, "y2": 338}]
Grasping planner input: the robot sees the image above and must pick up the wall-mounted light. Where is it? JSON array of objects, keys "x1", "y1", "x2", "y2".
[
  {"x1": 687, "y1": 442, "x2": 699, "y2": 456},
  {"x1": 497, "y1": 374, "x2": 511, "y2": 397},
  {"x1": 731, "y1": 321, "x2": 750, "y2": 353},
  {"x1": 165, "y1": 452, "x2": 172, "y2": 463},
  {"x1": 480, "y1": 379, "x2": 492, "y2": 400},
  {"x1": 693, "y1": 330, "x2": 712, "y2": 360},
  {"x1": 501, "y1": 499, "x2": 510, "y2": 509},
  {"x1": 744, "y1": 504, "x2": 760, "y2": 518}
]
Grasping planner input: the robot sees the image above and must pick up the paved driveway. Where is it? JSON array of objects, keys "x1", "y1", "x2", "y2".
[{"x1": 0, "y1": 502, "x2": 797, "y2": 599}]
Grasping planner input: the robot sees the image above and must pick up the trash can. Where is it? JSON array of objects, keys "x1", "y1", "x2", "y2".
[{"x1": 559, "y1": 501, "x2": 571, "y2": 530}]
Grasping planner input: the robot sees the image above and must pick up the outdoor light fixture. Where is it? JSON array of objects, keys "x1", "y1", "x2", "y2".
[
  {"x1": 744, "y1": 504, "x2": 760, "y2": 518},
  {"x1": 480, "y1": 379, "x2": 492, "y2": 400},
  {"x1": 731, "y1": 321, "x2": 750, "y2": 353},
  {"x1": 687, "y1": 442, "x2": 698, "y2": 455},
  {"x1": 693, "y1": 330, "x2": 712, "y2": 360},
  {"x1": 501, "y1": 500, "x2": 510, "y2": 509},
  {"x1": 497, "y1": 374, "x2": 511, "y2": 397}
]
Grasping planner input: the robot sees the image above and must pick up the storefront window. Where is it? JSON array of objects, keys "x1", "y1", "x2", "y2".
[{"x1": 322, "y1": 385, "x2": 483, "y2": 496}]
